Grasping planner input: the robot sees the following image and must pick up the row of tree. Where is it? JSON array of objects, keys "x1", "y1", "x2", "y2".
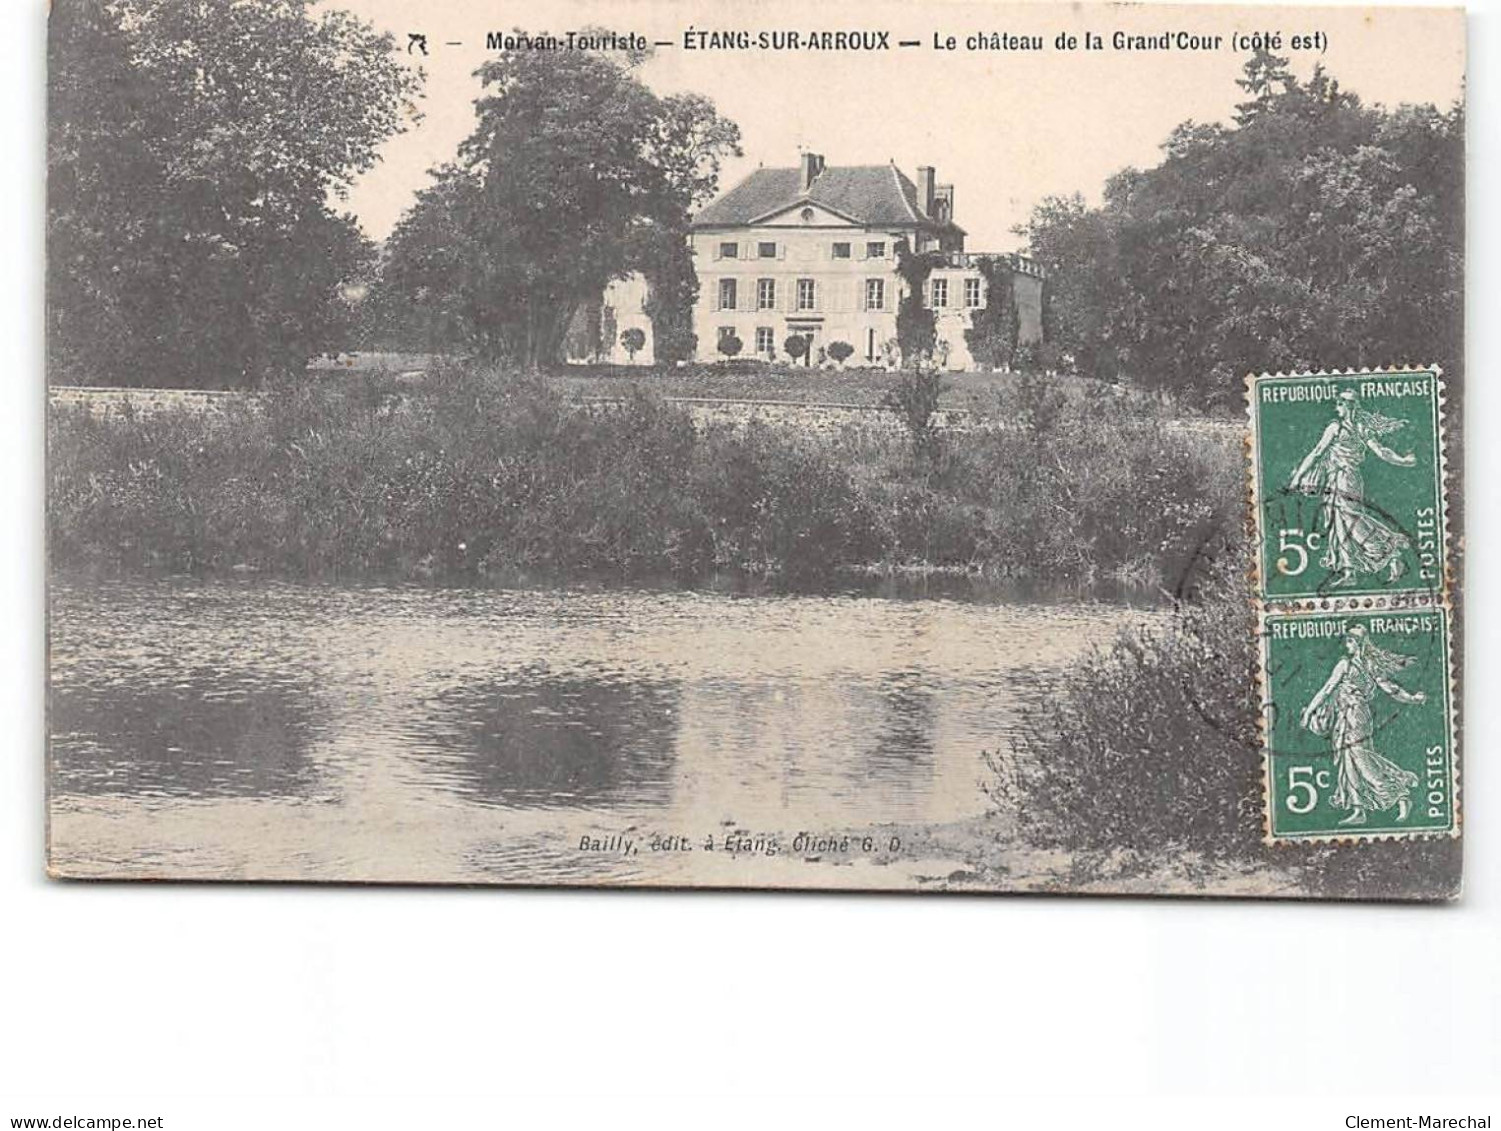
[
  {"x1": 52, "y1": 12, "x2": 1459, "y2": 395},
  {"x1": 1018, "y1": 51, "x2": 1464, "y2": 407}
]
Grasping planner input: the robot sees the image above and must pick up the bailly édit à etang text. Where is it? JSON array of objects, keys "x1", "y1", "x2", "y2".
[{"x1": 486, "y1": 28, "x2": 1328, "y2": 54}]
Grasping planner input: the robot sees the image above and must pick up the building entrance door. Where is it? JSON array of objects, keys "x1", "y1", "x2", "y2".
[{"x1": 786, "y1": 322, "x2": 821, "y2": 366}]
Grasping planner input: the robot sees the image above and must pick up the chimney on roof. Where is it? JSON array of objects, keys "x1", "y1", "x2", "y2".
[
  {"x1": 799, "y1": 151, "x2": 824, "y2": 192},
  {"x1": 916, "y1": 166, "x2": 936, "y2": 217}
]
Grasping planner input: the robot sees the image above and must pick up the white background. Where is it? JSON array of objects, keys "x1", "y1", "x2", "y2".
[{"x1": 2, "y1": 1, "x2": 1497, "y2": 1125}]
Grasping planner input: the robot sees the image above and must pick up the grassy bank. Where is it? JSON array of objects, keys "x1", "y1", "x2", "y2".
[
  {"x1": 50, "y1": 364, "x2": 1239, "y2": 588},
  {"x1": 992, "y1": 569, "x2": 1461, "y2": 899}
]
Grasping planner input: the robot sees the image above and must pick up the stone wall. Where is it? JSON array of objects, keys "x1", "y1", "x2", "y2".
[
  {"x1": 48, "y1": 385, "x2": 1238, "y2": 443},
  {"x1": 46, "y1": 385, "x2": 957, "y2": 436},
  {"x1": 49, "y1": 386, "x2": 256, "y2": 419}
]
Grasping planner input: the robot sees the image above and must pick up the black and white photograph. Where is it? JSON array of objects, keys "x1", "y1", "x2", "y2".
[
  {"x1": 43, "y1": 0, "x2": 1468, "y2": 897},
  {"x1": 8, "y1": 0, "x2": 1501, "y2": 1125}
]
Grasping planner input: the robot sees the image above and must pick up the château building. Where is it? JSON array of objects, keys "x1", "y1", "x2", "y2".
[{"x1": 579, "y1": 152, "x2": 1044, "y2": 369}]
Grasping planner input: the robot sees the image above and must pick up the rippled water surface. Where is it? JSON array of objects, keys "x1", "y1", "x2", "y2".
[{"x1": 49, "y1": 578, "x2": 1154, "y2": 886}]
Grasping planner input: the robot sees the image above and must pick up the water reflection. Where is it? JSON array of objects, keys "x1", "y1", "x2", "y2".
[
  {"x1": 408, "y1": 672, "x2": 682, "y2": 808},
  {"x1": 868, "y1": 670, "x2": 937, "y2": 777},
  {"x1": 50, "y1": 669, "x2": 321, "y2": 799},
  {"x1": 47, "y1": 576, "x2": 1157, "y2": 882}
]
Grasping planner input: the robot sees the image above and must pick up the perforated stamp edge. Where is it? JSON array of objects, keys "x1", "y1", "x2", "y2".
[{"x1": 1244, "y1": 365, "x2": 1458, "y2": 846}]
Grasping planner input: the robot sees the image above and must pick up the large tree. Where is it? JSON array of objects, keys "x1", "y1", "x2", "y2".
[
  {"x1": 48, "y1": 0, "x2": 423, "y2": 387},
  {"x1": 1018, "y1": 52, "x2": 1463, "y2": 407},
  {"x1": 377, "y1": 39, "x2": 740, "y2": 369}
]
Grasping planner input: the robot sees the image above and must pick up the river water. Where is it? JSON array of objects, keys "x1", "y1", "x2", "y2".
[{"x1": 48, "y1": 577, "x2": 1156, "y2": 888}]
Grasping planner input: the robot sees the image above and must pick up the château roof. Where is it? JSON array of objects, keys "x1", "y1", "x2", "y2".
[{"x1": 692, "y1": 163, "x2": 963, "y2": 233}]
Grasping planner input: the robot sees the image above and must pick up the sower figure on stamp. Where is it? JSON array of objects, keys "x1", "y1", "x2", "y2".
[
  {"x1": 1288, "y1": 390, "x2": 1416, "y2": 587},
  {"x1": 1299, "y1": 625, "x2": 1424, "y2": 826}
]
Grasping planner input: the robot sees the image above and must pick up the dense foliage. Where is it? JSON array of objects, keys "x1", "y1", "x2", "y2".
[
  {"x1": 893, "y1": 247, "x2": 941, "y2": 368},
  {"x1": 1020, "y1": 51, "x2": 1464, "y2": 409},
  {"x1": 373, "y1": 38, "x2": 740, "y2": 368},
  {"x1": 47, "y1": 0, "x2": 422, "y2": 388},
  {"x1": 50, "y1": 370, "x2": 1237, "y2": 588},
  {"x1": 963, "y1": 257, "x2": 1021, "y2": 371},
  {"x1": 994, "y1": 566, "x2": 1461, "y2": 897}
]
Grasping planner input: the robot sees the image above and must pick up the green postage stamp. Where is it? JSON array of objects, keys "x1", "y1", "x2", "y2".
[
  {"x1": 1260, "y1": 608, "x2": 1455, "y2": 841},
  {"x1": 1248, "y1": 367, "x2": 1456, "y2": 843},
  {"x1": 1249, "y1": 367, "x2": 1448, "y2": 603}
]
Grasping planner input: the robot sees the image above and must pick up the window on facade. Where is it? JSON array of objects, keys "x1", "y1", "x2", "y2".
[
  {"x1": 756, "y1": 279, "x2": 776, "y2": 310},
  {"x1": 755, "y1": 327, "x2": 775, "y2": 355},
  {"x1": 718, "y1": 325, "x2": 738, "y2": 344},
  {"x1": 930, "y1": 278, "x2": 949, "y2": 309},
  {"x1": 796, "y1": 278, "x2": 816, "y2": 311},
  {"x1": 964, "y1": 277, "x2": 982, "y2": 309},
  {"x1": 719, "y1": 241, "x2": 739, "y2": 259},
  {"x1": 866, "y1": 241, "x2": 886, "y2": 259},
  {"x1": 865, "y1": 278, "x2": 885, "y2": 311},
  {"x1": 719, "y1": 278, "x2": 737, "y2": 311},
  {"x1": 832, "y1": 242, "x2": 851, "y2": 259},
  {"x1": 758, "y1": 241, "x2": 777, "y2": 259}
]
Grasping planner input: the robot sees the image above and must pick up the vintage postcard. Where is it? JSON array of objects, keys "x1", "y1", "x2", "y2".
[{"x1": 45, "y1": 0, "x2": 1464, "y2": 898}]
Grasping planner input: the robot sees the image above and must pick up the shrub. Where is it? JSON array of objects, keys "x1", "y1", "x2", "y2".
[
  {"x1": 826, "y1": 341, "x2": 854, "y2": 367},
  {"x1": 716, "y1": 333, "x2": 743, "y2": 360},
  {"x1": 692, "y1": 424, "x2": 887, "y2": 580},
  {"x1": 49, "y1": 367, "x2": 891, "y2": 584},
  {"x1": 881, "y1": 368, "x2": 947, "y2": 462},
  {"x1": 49, "y1": 363, "x2": 1246, "y2": 592},
  {"x1": 783, "y1": 334, "x2": 809, "y2": 365},
  {"x1": 620, "y1": 327, "x2": 646, "y2": 362},
  {"x1": 990, "y1": 571, "x2": 1260, "y2": 864},
  {"x1": 988, "y1": 560, "x2": 1461, "y2": 897}
]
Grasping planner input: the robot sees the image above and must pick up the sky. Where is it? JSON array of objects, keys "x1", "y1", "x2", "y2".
[{"x1": 334, "y1": 0, "x2": 1466, "y2": 254}]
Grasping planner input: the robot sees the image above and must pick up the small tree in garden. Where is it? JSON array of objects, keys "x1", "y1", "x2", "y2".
[
  {"x1": 784, "y1": 334, "x2": 810, "y2": 366},
  {"x1": 717, "y1": 332, "x2": 743, "y2": 360},
  {"x1": 827, "y1": 340, "x2": 854, "y2": 367},
  {"x1": 620, "y1": 327, "x2": 646, "y2": 363},
  {"x1": 883, "y1": 368, "x2": 948, "y2": 463}
]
